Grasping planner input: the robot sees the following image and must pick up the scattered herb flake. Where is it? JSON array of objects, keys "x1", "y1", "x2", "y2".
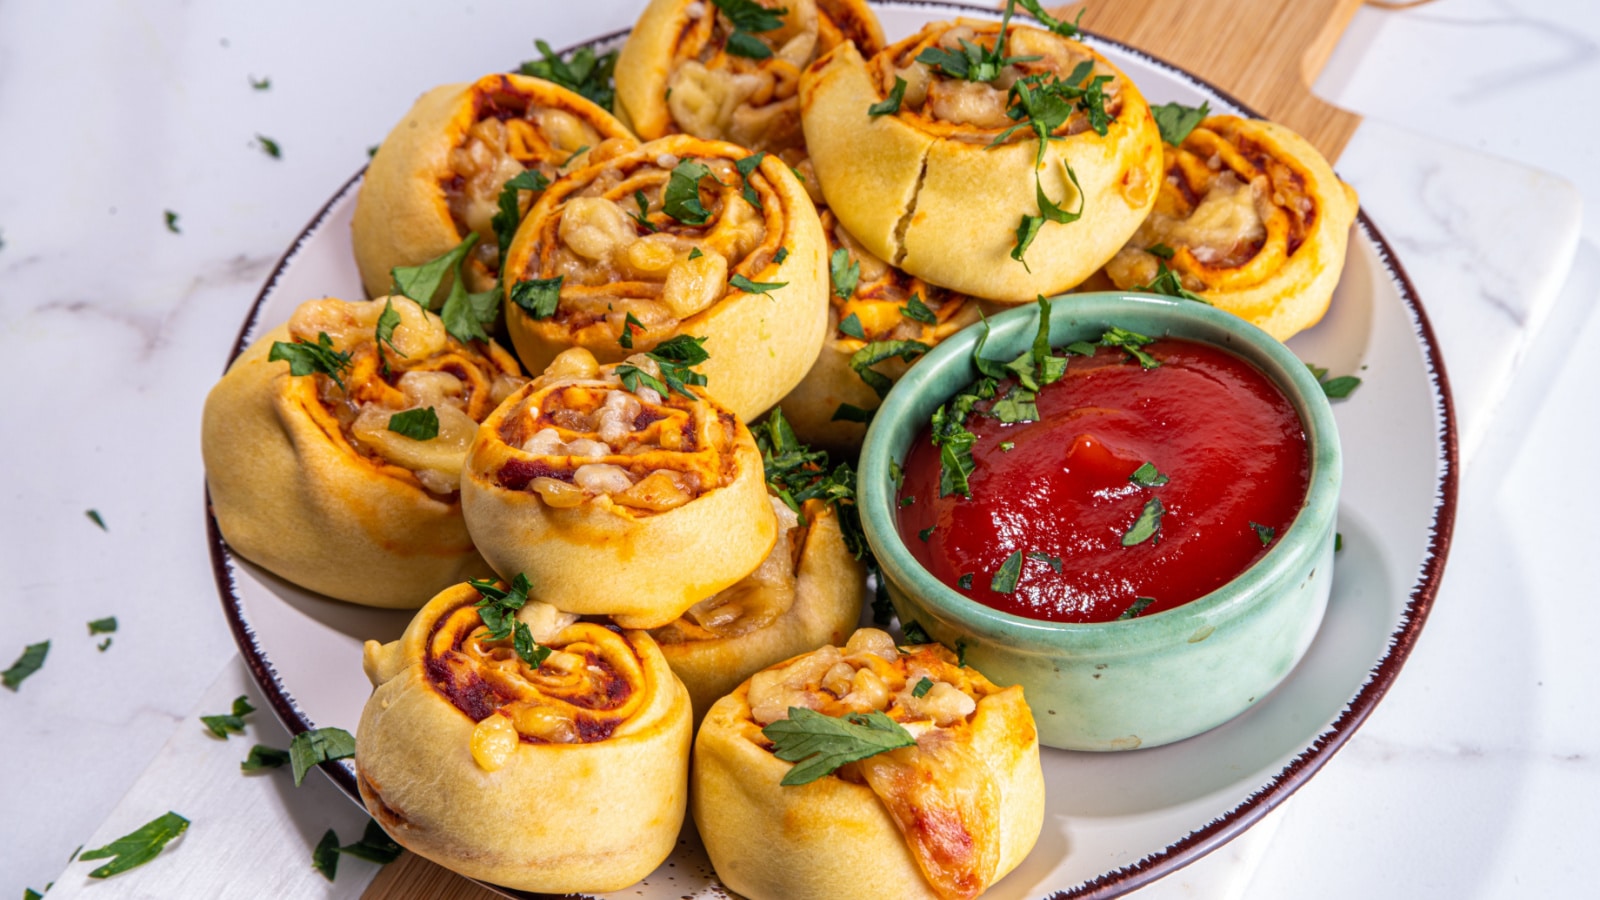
[
  {"x1": 1135, "y1": 259, "x2": 1210, "y2": 304},
  {"x1": 1028, "y1": 550, "x2": 1063, "y2": 572},
  {"x1": 241, "y1": 744, "x2": 291, "y2": 772},
  {"x1": 765, "y1": 707, "x2": 916, "y2": 785},
  {"x1": 830, "y1": 247, "x2": 861, "y2": 300},
  {"x1": 493, "y1": 169, "x2": 552, "y2": 260},
  {"x1": 689, "y1": 247, "x2": 704, "y2": 260},
  {"x1": 899, "y1": 495, "x2": 916, "y2": 507},
  {"x1": 831, "y1": 403, "x2": 873, "y2": 423},
  {"x1": 468, "y1": 574, "x2": 533, "y2": 642},
  {"x1": 735, "y1": 152, "x2": 766, "y2": 209},
  {"x1": 1151, "y1": 100, "x2": 1211, "y2": 147},
  {"x1": 88, "y1": 617, "x2": 117, "y2": 636},
  {"x1": 80, "y1": 812, "x2": 190, "y2": 879},
  {"x1": 1335, "y1": 532, "x2": 1344, "y2": 552},
  {"x1": 773, "y1": 246, "x2": 789, "y2": 264},
  {"x1": 98, "y1": 638, "x2": 113, "y2": 652},
  {"x1": 337, "y1": 820, "x2": 403, "y2": 865},
  {"x1": 849, "y1": 340, "x2": 928, "y2": 398},
  {"x1": 1321, "y1": 375, "x2": 1362, "y2": 399},
  {"x1": 1129, "y1": 461, "x2": 1169, "y2": 487},
  {"x1": 902, "y1": 293, "x2": 936, "y2": 325},
  {"x1": 519, "y1": 40, "x2": 618, "y2": 109},
  {"x1": 1147, "y1": 243, "x2": 1175, "y2": 260},
  {"x1": 86, "y1": 509, "x2": 108, "y2": 531},
  {"x1": 1251, "y1": 521, "x2": 1276, "y2": 545},
  {"x1": 289, "y1": 728, "x2": 357, "y2": 787},
  {"x1": 386, "y1": 407, "x2": 439, "y2": 441},
  {"x1": 616, "y1": 334, "x2": 711, "y2": 400},
  {"x1": 714, "y1": 0, "x2": 788, "y2": 61},
  {"x1": 731, "y1": 273, "x2": 787, "y2": 295},
  {"x1": 256, "y1": 134, "x2": 281, "y2": 159},
  {"x1": 312, "y1": 828, "x2": 340, "y2": 882},
  {"x1": 249, "y1": 75, "x2": 270, "y2": 90},
  {"x1": 200, "y1": 695, "x2": 255, "y2": 740},
  {"x1": 269, "y1": 332, "x2": 351, "y2": 390},
  {"x1": 918, "y1": 526, "x2": 934, "y2": 542},
  {"x1": 1121, "y1": 496, "x2": 1166, "y2": 547},
  {"x1": 662, "y1": 159, "x2": 714, "y2": 225},
  {"x1": 513, "y1": 620, "x2": 552, "y2": 669},
  {"x1": 869, "y1": 76, "x2": 908, "y2": 116},
  {"x1": 1117, "y1": 596, "x2": 1156, "y2": 620},
  {"x1": 619, "y1": 311, "x2": 646, "y2": 349},
  {"x1": 956, "y1": 639, "x2": 969, "y2": 667},
  {"x1": 164, "y1": 211, "x2": 180, "y2": 234},
  {"x1": 838, "y1": 312, "x2": 866, "y2": 340},
  {"x1": 1016, "y1": 0, "x2": 1084, "y2": 37},
  {"x1": 510, "y1": 275, "x2": 563, "y2": 320},
  {"x1": 2, "y1": 641, "x2": 49, "y2": 691},
  {"x1": 957, "y1": 573, "x2": 974, "y2": 590},
  {"x1": 999, "y1": 441, "x2": 1015, "y2": 451},
  {"x1": 990, "y1": 550, "x2": 1024, "y2": 593},
  {"x1": 911, "y1": 676, "x2": 934, "y2": 698},
  {"x1": 902, "y1": 620, "x2": 931, "y2": 645},
  {"x1": 1100, "y1": 326, "x2": 1161, "y2": 369}
]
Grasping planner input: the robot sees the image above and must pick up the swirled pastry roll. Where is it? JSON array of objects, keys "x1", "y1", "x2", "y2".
[
  {"x1": 202, "y1": 297, "x2": 525, "y2": 608},
  {"x1": 615, "y1": 0, "x2": 883, "y2": 154},
  {"x1": 1104, "y1": 115, "x2": 1359, "y2": 341},
  {"x1": 650, "y1": 495, "x2": 864, "y2": 722},
  {"x1": 352, "y1": 73, "x2": 637, "y2": 299},
  {"x1": 693, "y1": 629, "x2": 1044, "y2": 900},
  {"x1": 461, "y1": 348, "x2": 777, "y2": 628},
  {"x1": 778, "y1": 209, "x2": 986, "y2": 453},
  {"x1": 501, "y1": 134, "x2": 828, "y2": 421},
  {"x1": 357, "y1": 581, "x2": 691, "y2": 892},
  {"x1": 801, "y1": 18, "x2": 1164, "y2": 302}
]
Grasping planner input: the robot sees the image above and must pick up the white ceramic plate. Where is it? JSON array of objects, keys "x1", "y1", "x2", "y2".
[{"x1": 212, "y1": 3, "x2": 1457, "y2": 897}]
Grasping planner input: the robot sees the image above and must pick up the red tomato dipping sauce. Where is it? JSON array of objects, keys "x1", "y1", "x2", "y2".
[{"x1": 896, "y1": 331, "x2": 1310, "y2": 623}]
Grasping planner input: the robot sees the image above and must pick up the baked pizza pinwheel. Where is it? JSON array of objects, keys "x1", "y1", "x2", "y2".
[
  {"x1": 650, "y1": 494, "x2": 865, "y2": 721},
  {"x1": 693, "y1": 629, "x2": 1044, "y2": 900},
  {"x1": 357, "y1": 580, "x2": 691, "y2": 892},
  {"x1": 1103, "y1": 115, "x2": 1360, "y2": 341},
  {"x1": 500, "y1": 134, "x2": 828, "y2": 421},
  {"x1": 777, "y1": 209, "x2": 986, "y2": 453},
  {"x1": 461, "y1": 347, "x2": 777, "y2": 628},
  {"x1": 801, "y1": 16, "x2": 1164, "y2": 302},
  {"x1": 352, "y1": 72, "x2": 637, "y2": 299},
  {"x1": 615, "y1": 0, "x2": 884, "y2": 154},
  {"x1": 202, "y1": 296, "x2": 525, "y2": 608}
]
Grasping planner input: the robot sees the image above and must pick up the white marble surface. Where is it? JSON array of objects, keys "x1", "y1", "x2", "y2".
[{"x1": 1, "y1": 0, "x2": 1595, "y2": 897}]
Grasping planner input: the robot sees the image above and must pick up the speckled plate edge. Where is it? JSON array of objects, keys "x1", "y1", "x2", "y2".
[{"x1": 208, "y1": 3, "x2": 1458, "y2": 897}]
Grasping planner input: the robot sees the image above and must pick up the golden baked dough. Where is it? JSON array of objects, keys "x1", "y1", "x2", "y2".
[
  {"x1": 650, "y1": 495, "x2": 865, "y2": 722},
  {"x1": 777, "y1": 209, "x2": 986, "y2": 453},
  {"x1": 461, "y1": 347, "x2": 777, "y2": 628},
  {"x1": 800, "y1": 17, "x2": 1164, "y2": 302},
  {"x1": 357, "y1": 581, "x2": 691, "y2": 892},
  {"x1": 352, "y1": 73, "x2": 636, "y2": 299},
  {"x1": 615, "y1": 0, "x2": 884, "y2": 154},
  {"x1": 1104, "y1": 115, "x2": 1360, "y2": 341},
  {"x1": 202, "y1": 297, "x2": 524, "y2": 608},
  {"x1": 501, "y1": 134, "x2": 828, "y2": 421},
  {"x1": 693, "y1": 629, "x2": 1044, "y2": 900}
]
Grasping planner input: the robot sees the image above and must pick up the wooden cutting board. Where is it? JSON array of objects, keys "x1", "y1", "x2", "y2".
[{"x1": 363, "y1": 2, "x2": 1364, "y2": 898}]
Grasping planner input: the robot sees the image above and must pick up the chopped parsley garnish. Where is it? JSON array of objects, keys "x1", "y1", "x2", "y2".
[
  {"x1": 736, "y1": 152, "x2": 766, "y2": 209},
  {"x1": 468, "y1": 574, "x2": 533, "y2": 641},
  {"x1": 1135, "y1": 259, "x2": 1209, "y2": 304},
  {"x1": 1147, "y1": 243, "x2": 1175, "y2": 260},
  {"x1": 956, "y1": 639, "x2": 969, "y2": 667},
  {"x1": 619, "y1": 311, "x2": 646, "y2": 349},
  {"x1": 911, "y1": 677, "x2": 934, "y2": 698},
  {"x1": 1129, "y1": 461, "x2": 1169, "y2": 487},
  {"x1": 391, "y1": 233, "x2": 500, "y2": 344},
  {"x1": 1121, "y1": 497, "x2": 1166, "y2": 546},
  {"x1": 773, "y1": 246, "x2": 788, "y2": 264},
  {"x1": 256, "y1": 134, "x2": 281, "y2": 159},
  {"x1": 1028, "y1": 550, "x2": 1063, "y2": 572},
  {"x1": 714, "y1": 0, "x2": 788, "y2": 60},
  {"x1": 662, "y1": 159, "x2": 715, "y2": 225},
  {"x1": 1117, "y1": 596, "x2": 1156, "y2": 620},
  {"x1": 689, "y1": 247, "x2": 705, "y2": 260},
  {"x1": 289, "y1": 727, "x2": 357, "y2": 786},
  {"x1": 1012, "y1": 161, "x2": 1084, "y2": 267},
  {"x1": 957, "y1": 573, "x2": 974, "y2": 590},
  {"x1": 312, "y1": 829, "x2": 340, "y2": 882},
  {"x1": 79, "y1": 812, "x2": 190, "y2": 879},
  {"x1": 869, "y1": 76, "x2": 908, "y2": 116},
  {"x1": 269, "y1": 332, "x2": 351, "y2": 391},
  {"x1": 915, "y1": 0, "x2": 1030, "y2": 83},
  {"x1": 2, "y1": 641, "x2": 49, "y2": 691},
  {"x1": 1306, "y1": 363, "x2": 1363, "y2": 399},
  {"x1": 1099, "y1": 326, "x2": 1161, "y2": 368},
  {"x1": 999, "y1": 441, "x2": 1015, "y2": 451},
  {"x1": 387, "y1": 407, "x2": 439, "y2": 441},
  {"x1": 86, "y1": 509, "x2": 108, "y2": 531},
  {"x1": 850, "y1": 340, "x2": 930, "y2": 398},
  {"x1": 514, "y1": 621, "x2": 552, "y2": 669},
  {"x1": 1016, "y1": 0, "x2": 1084, "y2": 38},
  {"x1": 830, "y1": 247, "x2": 861, "y2": 299},
  {"x1": 1251, "y1": 521, "x2": 1276, "y2": 545},
  {"x1": 164, "y1": 210, "x2": 180, "y2": 234},
  {"x1": 838, "y1": 312, "x2": 866, "y2": 340},
  {"x1": 337, "y1": 820, "x2": 403, "y2": 865},
  {"x1": 901, "y1": 620, "x2": 931, "y2": 645},
  {"x1": 990, "y1": 386, "x2": 1039, "y2": 424},
  {"x1": 751, "y1": 408, "x2": 867, "y2": 558},
  {"x1": 510, "y1": 275, "x2": 563, "y2": 320},
  {"x1": 900, "y1": 495, "x2": 916, "y2": 507},
  {"x1": 392, "y1": 234, "x2": 475, "y2": 308},
  {"x1": 493, "y1": 169, "x2": 552, "y2": 260},
  {"x1": 990, "y1": 549, "x2": 1024, "y2": 593},
  {"x1": 519, "y1": 40, "x2": 618, "y2": 109},
  {"x1": 249, "y1": 75, "x2": 270, "y2": 90},
  {"x1": 764, "y1": 707, "x2": 916, "y2": 785},
  {"x1": 918, "y1": 526, "x2": 934, "y2": 542},
  {"x1": 98, "y1": 638, "x2": 113, "y2": 652},
  {"x1": 1151, "y1": 100, "x2": 1211, "y2": 146},
  {"x1": 88, "y1": 617, "x2": 117, "y2": 636},
  {"x1": 902, "y1": 293, "x2": 936, "y2": 325},
  {"x1": 241, "y1": 744, "x2": 290, "y2": 772},
  {"x1": 731, "y1": 273, "x2": 787, "y2": 295},
  {"x1": 562, "y1": 145, "x2": 590, "y2": 168},
  {"x1": 200, "y1": 695, "x2": 255, "y2": 739},
  {"x1": 626, "y1": 190, "x2": 658, "y2": 234},
  {"x1": 617, "y1": 333, "x2": 711, "y2": 399},
  {"x1": 832, "y1": 403, "x2": 873, "y2": 423},
  {"x1": 374, "y1": 298, "x2": 405, "y2": 374},
  {"x1": 1335, "y1": 532, "x2": 1344, "y2": 552}
]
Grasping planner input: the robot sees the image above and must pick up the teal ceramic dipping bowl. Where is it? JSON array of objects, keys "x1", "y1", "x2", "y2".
[{"x1": 859, "y1": 293, "x2": 1342, "y2": 751}]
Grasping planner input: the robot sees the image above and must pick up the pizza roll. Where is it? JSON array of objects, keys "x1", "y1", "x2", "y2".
[
  {"x1": 357, "y1": 581, "x2": 691, "y2": 892},
  {"x1": 650, "y1": 495, "x2": 865, "y2": 722},
  {"x1": 777, "y1": 209, "x2": 986, "y2": 453},
  {"x1": 615, "y1": 0, "x2": 884, "y2": 154},
  {"x1": 202, "y1": 297, "x2": 525, "y2": 608},
  {"x1": 801, "y1": 18, "x2": 1164, "y2": 302},
  {"x1": 461, "y1": 347, "x2": 777, "y2": 628},
  {"x1": 353, "y1": 73, "x2": 637, "y2": 299},
  {"x1": 501, "y1": 134, "x2": 828, "y2": 421},
  {"x1": 1104, "y1": 115, "x2": 1360, "y2": 341},
  {"x1": 693, "y1": 629, "x2": 1044, "y2": 900}
]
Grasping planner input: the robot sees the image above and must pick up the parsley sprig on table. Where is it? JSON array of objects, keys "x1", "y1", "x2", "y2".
[{"x1": 79, "y1": 812, "x2": 190, "y2": 879}]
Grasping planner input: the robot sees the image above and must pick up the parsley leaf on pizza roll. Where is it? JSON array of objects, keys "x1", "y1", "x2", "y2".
[
  {"x1": 777, "y1": 208, "x2": 986, "y2": 453},
  {"x1": 353, "y1": 73, "x2": 637, "y2": 300},
  {"x1": 501, "y1": 134, "x2": 827, "y2": 421},
  {"x1": 461, "y1": 347, "x2": 777, "y2": 628},
  {"x1": 800, "y1": 17, "x2": 1163, "y2": 302},
  {"x1": 615, "y1": 0, "x2": 884, "y2": 154},
  {"x1": 1104, "y1": 115, "x2": 1360, "y2": 341},
  {"x1": 202, "y1": 297, "x2": 525, "y2": 607},
  {"x1": 693, "y1": 629, "x2": 1044, "y2": 900},
  {"x1": 357, "y1": 580, "x2": 691, "y2": 892}
]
